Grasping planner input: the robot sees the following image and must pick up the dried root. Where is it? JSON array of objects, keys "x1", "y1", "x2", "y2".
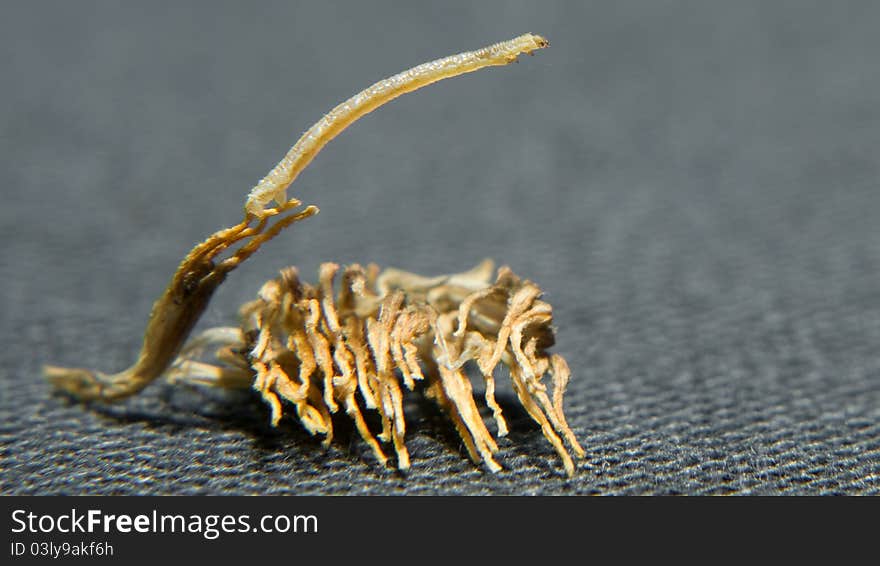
[
  {"x1": 44, "y1": 33, "x2": 584, "y2": 476},
  {"x1": 169, "y1": 260, "x2": 584, "y2": 475}
]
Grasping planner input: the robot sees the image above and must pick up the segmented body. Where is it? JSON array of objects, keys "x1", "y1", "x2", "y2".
[
  {"x1": 246, "y1": 33, "x2": 549, "y2": 216},
  {"x1": 170, "y1": 260, "x2": 584, "y2": 475}
]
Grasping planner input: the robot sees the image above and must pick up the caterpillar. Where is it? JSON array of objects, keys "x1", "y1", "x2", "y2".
[
  {"x1": 246, "y1": 33, "x2": 550, "y2": 217},
  {"x1": 45, "y1": 33, "x2": 585, "y2": 476}
]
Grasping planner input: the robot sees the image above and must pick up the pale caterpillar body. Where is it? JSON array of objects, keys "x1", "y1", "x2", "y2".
[
  {"x1": 46, "y1": 33, "x2": 585, "y2": 476},
  {"x1": 246, "y1": 33, "x2": 550, "y2": 217}
]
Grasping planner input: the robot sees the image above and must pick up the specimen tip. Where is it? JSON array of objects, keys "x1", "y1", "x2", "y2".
[{"x1": 529, "y1": 33, "x2": 549, "y2": 49}]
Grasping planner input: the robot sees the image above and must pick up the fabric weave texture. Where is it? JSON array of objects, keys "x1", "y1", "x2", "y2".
[{"x1": 1, "y1": 1, "x2": 878, "y2": 495}]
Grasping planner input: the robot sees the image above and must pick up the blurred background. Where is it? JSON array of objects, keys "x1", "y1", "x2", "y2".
[{"x1": 1, "y1": 1, "x2": 878, "y2": 494}]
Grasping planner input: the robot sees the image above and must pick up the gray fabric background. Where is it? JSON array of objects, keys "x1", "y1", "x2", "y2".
[{"x1": 2, "y1": 1, "x2": 878, "y2": 495}]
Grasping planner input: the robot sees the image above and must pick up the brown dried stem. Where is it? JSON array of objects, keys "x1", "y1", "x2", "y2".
[{"x1": 45, "y1": 201, "x2": 318, "y2": 401}]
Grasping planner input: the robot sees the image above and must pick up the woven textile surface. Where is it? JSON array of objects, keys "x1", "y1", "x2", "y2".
[{"x1": 2, "y1": 1, "x2": 878, "y2": 495}]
